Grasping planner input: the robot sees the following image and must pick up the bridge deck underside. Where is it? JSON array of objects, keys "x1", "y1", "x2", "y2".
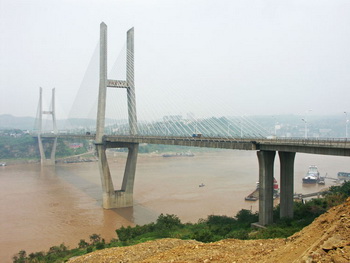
[{"x1": 105, "y1": 136, "x2": 256, "y2": 151}]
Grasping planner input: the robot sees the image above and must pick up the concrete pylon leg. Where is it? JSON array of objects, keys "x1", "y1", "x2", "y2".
[
  {"x1": 38, "y1": 135, "x2": 45, "y2": 164},
  {"x1": 50, "y1": 137, "x2": 57, "y2": 163},
  {"x1": 279, "y1": 151, "x2": 296, "y2": 219},
  {"x1": 122, "y1": 143, "x2": 139, "y2": 193},
  {"x1": 38, "y1": 135, "x2": 56, "y2": 166},
  {"x1": 96, "y1": 144, "x2": 115, "y2": 208},
  {"x1": 257, "y1": 150, "x2": 276, "y2": 226}
]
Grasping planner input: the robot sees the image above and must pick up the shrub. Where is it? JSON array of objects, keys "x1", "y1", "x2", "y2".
[
  {"x1": 12, "y1": 250, "x2": 26, "y2": 263},
  {"x1": 191, "y1": 229, "x2": 217, "y2": 243},
  {"x1": 235, "y1": 209, "x2": 258, "y2": 225},
  {"x1": 328, "y1": 181, "x2": 350, "y2": 197},
  {"x1": 252, "y1": 226, "x2": 299, "y2": 239},
  {"x1": 116, "y1": 226, "x2": 133, "y2": 242},
  {"x1": 89, "y1": 234, "x2": 101, "y2": 245},
  {"x1": 156, "y1": 214, "x2": 182, "y2": 230},
  {"x1": 96, "y1": 242, "x2": 105, "y2": 250},
  {"x1": 78, "y1": 239, "x2": 89, "y2": 248},
  {"x1": 325, "y1": 193, "x2": 347, "y2": 207},
  {"x1": 206, "y1": 215, "x2": 236, "y2": 226},
  {"x1": 225, "y1": 229, "x2": 250, "y2": 240}
]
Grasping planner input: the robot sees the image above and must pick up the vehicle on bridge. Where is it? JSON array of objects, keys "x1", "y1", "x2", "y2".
[
  {"x1": 302, "y1": 165, "x2": 320, "y2": 184},
  {"x1": 192, "y1": 133, "x2": 202, "y2": 138}
]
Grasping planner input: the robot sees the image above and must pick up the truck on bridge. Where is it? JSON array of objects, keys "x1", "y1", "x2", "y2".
[{"x1": 192, "y1": 133, "x2": 202, "y2": 138}]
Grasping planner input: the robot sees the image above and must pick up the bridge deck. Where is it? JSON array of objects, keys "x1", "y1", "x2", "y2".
[{"x1": 38, "y1": 134, "x2": 350, "y2": 156}]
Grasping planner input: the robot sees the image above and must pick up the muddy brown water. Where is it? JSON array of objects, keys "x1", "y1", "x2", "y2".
[{"x1": 0, "y1": 150, "x2": 347, "y2": 262}]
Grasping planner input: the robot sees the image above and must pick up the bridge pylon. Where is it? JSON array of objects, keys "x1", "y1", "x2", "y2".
[
  {"x1": 95, "y1": 22, "x2": 139, "y2": 209},
  {"x1": 37, "y1": 87, "x2": 58, "y2": 166}
]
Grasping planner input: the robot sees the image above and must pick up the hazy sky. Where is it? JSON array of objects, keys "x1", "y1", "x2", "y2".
[{"x1": 1, "y1": 0, "x2": 350, "y2": 120}]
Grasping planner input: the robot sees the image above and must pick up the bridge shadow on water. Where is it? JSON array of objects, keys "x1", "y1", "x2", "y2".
[
  {"x1": 109, "y1": 205, "x2": 159, "y2": 226},
  {"x1": 53, "y1": 164, "x2": 160, "y2": 225}
]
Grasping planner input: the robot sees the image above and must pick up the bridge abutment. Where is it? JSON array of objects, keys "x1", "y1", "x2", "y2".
[
  {"x1": 279, "y1": 151, "x2": 295, "y2": 219},
  {"x1": 257, "y1": 150, "x2": 275, "y2": 226}
]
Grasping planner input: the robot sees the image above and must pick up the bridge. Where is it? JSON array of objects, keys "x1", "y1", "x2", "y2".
[{"x1": 36, "y1": 23, "x2": 350, "y2": 226}]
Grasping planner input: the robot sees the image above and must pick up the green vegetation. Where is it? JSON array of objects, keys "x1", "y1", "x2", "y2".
[
  {"x1": 113, "y1": 143, "x2": 219, "y2": 154},
  {"x1": 0, "y1": 130, "x2": 89, "y2": 160},
  {"x1": 12, "y1": 234, "x2": 109, "y2": 263},
  {"x1": 13, "y1": 181, "x2": 350, "y2": 263}
]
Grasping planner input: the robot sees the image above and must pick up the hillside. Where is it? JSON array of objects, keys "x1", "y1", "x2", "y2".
[{"x1": 68, "y1": 198, "x2": 350, "y2": 263}]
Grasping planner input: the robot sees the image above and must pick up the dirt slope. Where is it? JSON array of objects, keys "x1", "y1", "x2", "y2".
[{"x1": 68, "y1": 198, "x2": 350, "y2": 263}]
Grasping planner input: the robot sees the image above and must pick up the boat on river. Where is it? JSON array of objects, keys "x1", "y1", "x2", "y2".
[
  {"x1": 338, "y1": 172, "x2": 350, "y2": 181},
  {"x1": 245, "y1": 178, "x2": 279, "y2": 201},
  {"x1": 302, "y1": 165, "x2": 320, "y2": 184}
]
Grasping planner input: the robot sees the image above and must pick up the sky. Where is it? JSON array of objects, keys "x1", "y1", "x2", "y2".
[{"x1": 1, "y1": 0, "x2": 350, "y2": 120}]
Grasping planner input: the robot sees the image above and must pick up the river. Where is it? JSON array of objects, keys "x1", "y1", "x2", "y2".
[{"x1": 0, "y1": 150, "x2": 347, "y2": 262}]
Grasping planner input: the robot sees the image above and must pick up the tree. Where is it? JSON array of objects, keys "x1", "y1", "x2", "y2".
[
  {"x1": 156, "y1": 214, "x2": 181, "y2": 230},
  {"x1": 89, "y1": 234, "x2": 101, "y2": 245},
  {"x1": 78, "y1": 239, "x2": 89, "y2": 248}
]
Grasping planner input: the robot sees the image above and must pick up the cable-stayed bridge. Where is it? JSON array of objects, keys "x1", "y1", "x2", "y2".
[{"x1": 35, "y1": 23, "x2": 350, "y2": 226}]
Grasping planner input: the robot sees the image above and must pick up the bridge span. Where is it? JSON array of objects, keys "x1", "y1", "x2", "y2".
[
  {"x1": 47, "y1": 133, "x2": 350, "y2": 156},
  {"x1": 103, "y1": 135, "x2": 350, "y2": 156},
  {"x1": 40, "y1": 133, "x2": 350, "y2": 227}
]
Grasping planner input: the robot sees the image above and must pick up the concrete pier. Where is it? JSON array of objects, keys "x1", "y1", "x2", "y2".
[
  {"x1": 96, "y1": 143, "x2": 139, "y2": 208},
  {"x1": 257, "y1": 150, "x2": 276, "y2": 226},
  {"x1": 95, "y1": 142, "x2": 139, "y2": 208},
  {"x1": 279, "y1": 151, "x2": 296, "y2": 219}
]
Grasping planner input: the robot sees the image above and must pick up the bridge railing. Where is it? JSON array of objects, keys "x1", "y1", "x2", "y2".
[{"x1": 258, "y1": 137, "x2": 350, "y2": 147}]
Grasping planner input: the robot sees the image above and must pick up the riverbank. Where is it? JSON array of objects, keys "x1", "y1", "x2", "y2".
[
  {"x1": 0, "y1": 158, "x2": 39, "y2": 165},
  {"x1": 15, "y1": 190, "x2": 350, "y2": 263},
  {"x1": 68, "y1": 193, "x2": 350, "y2": 263}
]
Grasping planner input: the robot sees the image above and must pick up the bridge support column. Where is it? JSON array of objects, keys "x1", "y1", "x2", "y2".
[
  {"x1": 279, "y1": 151, "x2": 295, "y2": 219},
  {"x1": 38, "y1": 136, "x2": 57, "y2": 166},
  {"x1": 96, "y1": 143, "x2": 138, "y2": 209},
  {"x1": 257, "y1": 150, "x2": 276, "y2": 226}
]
